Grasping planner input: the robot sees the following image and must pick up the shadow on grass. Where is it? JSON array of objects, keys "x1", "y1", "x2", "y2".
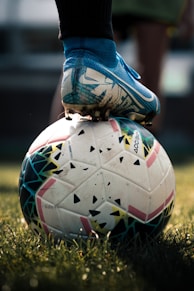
[{"x1": 115, "y1": 229, "x2": 194, "y2": 291}]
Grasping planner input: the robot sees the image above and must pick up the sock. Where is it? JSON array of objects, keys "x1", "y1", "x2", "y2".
[{"x1": 63, "y1": 37, "x2": 117, "y2": 67}]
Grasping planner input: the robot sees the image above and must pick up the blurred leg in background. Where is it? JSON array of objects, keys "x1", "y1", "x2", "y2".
[
  {"x1": 134, "y1": 21, "x2": 169, "y2": 134},
  {"x1": 112, "y1": 0, "x2": 192, "y2": 135}
]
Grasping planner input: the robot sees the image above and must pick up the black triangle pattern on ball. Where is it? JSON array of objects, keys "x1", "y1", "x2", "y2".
[
  {"x1": 142, "y1": 138, "x2": 154, "y2": 158},
  {"x1": 119, "y1": 136, "x2": 124, "y2": 143},
  {"x1": 125, "y1": 138, "x2": 130, "y2": 145},
  {"x1": 44, "y1": 162, "x2": 58, "y2": 172},
  {"x1": 93, "y1": 196, "x2": 98, "y2": 204},
  {"x1": 134, "y1": 159, "x2": 140, "y2": 166},
  {"x1": 54, "y1": 152, "x2": 61, "y2": 160},
  {"x1": 56, "y1": 143, "x2": 63, "y2": 150},
  {"x1": 78, "y1": 129, "x2": 85, "y2": 135},
  {"x1": 53, "y1": 169, "x2": 63, "y2": 175},
  {"x1": 70, "y1": 162, "x2": 76, "y2": 168},
  {"x1": 119, "y1": 156, "x2": 124, "y2": 163},
  {"x1": 99, "y1": 222, "x2": 107, "y2": 229},
  {"x1": 74, "y1": 194, "x2": 80, "y2": 203},
  {"x1": 90, "y1": 146, "x2": 95, "y2": 152},
  {"x1": 110, "y1": 210, "x2": 120, "y2": 216},
  {"x1": 115, "y1": 199, "x2": 121, "y2": 205},
  {"x1": 89, "y1": 210, "x2": 101, "y2": 216}
]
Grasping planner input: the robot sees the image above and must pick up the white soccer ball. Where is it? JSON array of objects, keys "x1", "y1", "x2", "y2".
[{"x1": 19, "y1": 116, "x2": 176, "y2": 241}]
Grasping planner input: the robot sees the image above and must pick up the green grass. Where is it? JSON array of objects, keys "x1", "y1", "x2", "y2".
[{"x1": 0, "y1": 158, "x2": 194, "y2": 291}]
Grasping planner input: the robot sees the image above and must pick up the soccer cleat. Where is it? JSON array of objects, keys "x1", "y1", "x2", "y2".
[{"x1": 61, "y1": 50, "x2": 160, "y2": 124}]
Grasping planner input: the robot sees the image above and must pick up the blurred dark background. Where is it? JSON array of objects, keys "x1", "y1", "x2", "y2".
[{"x1": 0, "y1": 0, "x2": 194, "y2": 162}]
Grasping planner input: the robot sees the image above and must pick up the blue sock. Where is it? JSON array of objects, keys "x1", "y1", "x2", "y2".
[{"x1": 63, "y1": 37, "x2": 117, "y2": 67}]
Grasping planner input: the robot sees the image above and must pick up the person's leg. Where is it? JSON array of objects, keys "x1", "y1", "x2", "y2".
[
  {"x1": 135, "y1": 21, "x2": 169, "y2": 133},
  {"x1": 55, "y1": 0, "x2": 113, "y2": 40},
  {"x1": 52, "y1": 0, "x2": 115, "y2": 121},
  {"x1": 53, "y1": 0, "x2": 160, "y2": 123}
]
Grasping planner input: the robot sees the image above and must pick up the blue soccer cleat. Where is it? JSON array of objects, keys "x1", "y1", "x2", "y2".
[{"x1": 61, "y1": 50, "x2": 160, "y2": 124}]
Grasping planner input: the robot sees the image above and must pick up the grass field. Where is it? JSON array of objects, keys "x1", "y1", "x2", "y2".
[{"x1": 0, "y1": 152, "x2": 194, "y2": 291}]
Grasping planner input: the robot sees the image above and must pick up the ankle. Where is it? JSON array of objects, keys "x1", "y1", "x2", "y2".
[{"x1": 63, "y1": 37, "x2": 117, "y2": 67}]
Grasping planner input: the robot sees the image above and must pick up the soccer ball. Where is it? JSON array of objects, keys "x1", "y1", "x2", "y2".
[{"x1": 19, "y1": 116, "x2": 175, "y2": 241}]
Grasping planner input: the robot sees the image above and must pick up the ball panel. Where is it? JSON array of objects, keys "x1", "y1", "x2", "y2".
[
  {"x1": 45, "y1": 209, "x2": 91, "y2": 239},
  {"x1": 28, "y1": 118, "x2": 72, "y2": 154},
  {"x1": 68, "y1": 123, "x2": 101, "y2": 165},
  {"x1": 56, "y1": 160, "x2": 99, "y2": 187},
  {"x1": 103, "y1": 151, "x2": 150, "y2": 190},
  {"x1": 58, "y1": 171, "x2": 106, "y2": 215},
  {"x1": 37, "y1": 177, "x2": 74, "y2": 204}
]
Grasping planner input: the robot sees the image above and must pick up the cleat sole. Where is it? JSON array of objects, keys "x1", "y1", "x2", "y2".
[
  {"x1": 63, "y1": 103, "x2": 111, "y2": 121},
  {"x1": 64, "y1": 103, "x2": 155, "y2": 125}
]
